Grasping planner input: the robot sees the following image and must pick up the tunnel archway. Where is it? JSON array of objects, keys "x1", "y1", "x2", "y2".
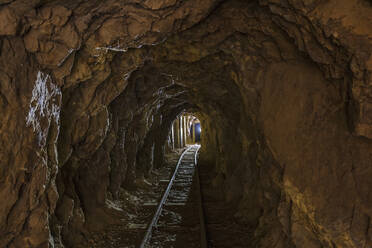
[{"x1": 0, "y1": 0, "x2": 372, "y2": 247}]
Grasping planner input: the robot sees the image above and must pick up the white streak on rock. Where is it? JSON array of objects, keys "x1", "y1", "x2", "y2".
[
  {"x1": 95, "y1": 43, "x2": 128, "y2": 53},
  {"x1": 26, "y1": 71, "x2": 62, "y2": 146},
  {"x1": 57, "y1": 48, "x2": 74, "y2": 67}
]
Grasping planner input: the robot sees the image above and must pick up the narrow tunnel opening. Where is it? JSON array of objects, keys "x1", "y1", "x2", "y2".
[{"x1": 168, "y1": 113, "x2": 202, "y2": 150}]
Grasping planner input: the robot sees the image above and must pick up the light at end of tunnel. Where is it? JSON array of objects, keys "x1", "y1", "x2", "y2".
[{"x1": 197, "y1": 126, "x2": 201, "y2": 133}]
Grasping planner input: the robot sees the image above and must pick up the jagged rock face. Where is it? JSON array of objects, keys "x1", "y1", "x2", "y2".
[{"x1": 0, "y1": 0, "x2": 371, "y2": 247}]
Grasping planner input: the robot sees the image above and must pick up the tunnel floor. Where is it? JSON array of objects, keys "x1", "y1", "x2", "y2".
[
  {"x1": 199, "y1": 163, "x2": 255, "y2": 247},
  {"x1": 82, "y1": 146, "x2": 252, "y2": 248},
  {"x1": 84, "y1": 149, "x2": 183, "y2": 248},
  {"x1": 145, "y1": 145, "x2": 202, "y2": 247}
]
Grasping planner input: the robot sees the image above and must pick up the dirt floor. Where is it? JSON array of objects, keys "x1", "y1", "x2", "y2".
[
  {"x1": 79, "y1": 147, "x2": 255, "y2": 248},
  {"x1": 84, "y1": 149, "x2": 185, "y2": 248}
]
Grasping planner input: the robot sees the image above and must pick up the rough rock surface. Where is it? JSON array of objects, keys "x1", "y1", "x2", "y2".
[{"x1": 0, "y1": 0, "x2": 372, "y2": 247}]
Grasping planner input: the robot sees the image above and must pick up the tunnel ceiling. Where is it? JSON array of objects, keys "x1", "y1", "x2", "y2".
[{"x1": 0, "y1": 0, "x2": 372, "y2": 247}]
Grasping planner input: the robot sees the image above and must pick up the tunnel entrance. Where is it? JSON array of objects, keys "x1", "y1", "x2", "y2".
[{"x1": 168, "y1": 113, "x2": 202, "y2": 149}]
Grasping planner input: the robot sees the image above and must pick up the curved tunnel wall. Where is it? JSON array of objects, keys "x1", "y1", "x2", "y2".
[{"x1": 0, "y1": 0, "x2": 371, "y2": 247}]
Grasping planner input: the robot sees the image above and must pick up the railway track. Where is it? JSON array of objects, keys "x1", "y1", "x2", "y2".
[{"x1": 139, "y1": 145, "x2": 207, "y2": 248}]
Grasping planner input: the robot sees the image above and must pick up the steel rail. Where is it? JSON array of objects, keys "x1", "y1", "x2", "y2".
[{"x1": 139, "y1": 145, "x2": 194, "y2": 248}]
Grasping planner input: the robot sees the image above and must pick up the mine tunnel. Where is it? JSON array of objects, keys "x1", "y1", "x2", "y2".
[{"x1": 1, "y1": 0, "x2": 372, "y2": 247}]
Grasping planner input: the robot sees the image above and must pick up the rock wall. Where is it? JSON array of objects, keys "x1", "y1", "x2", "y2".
[{"x1": 0, "y1": 0, "x2": 371, "y2": 247}]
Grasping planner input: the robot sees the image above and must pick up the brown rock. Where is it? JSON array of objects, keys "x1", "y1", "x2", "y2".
[
  {"x1": 0, "y1": 7, "x2": 18, "y2": 35},
  {"x1": 143, "y1": 0, "x2": 177, "y2": 10},
  {"x1": 50, "y1": 5, "x2": 71, "y2": 26}
]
